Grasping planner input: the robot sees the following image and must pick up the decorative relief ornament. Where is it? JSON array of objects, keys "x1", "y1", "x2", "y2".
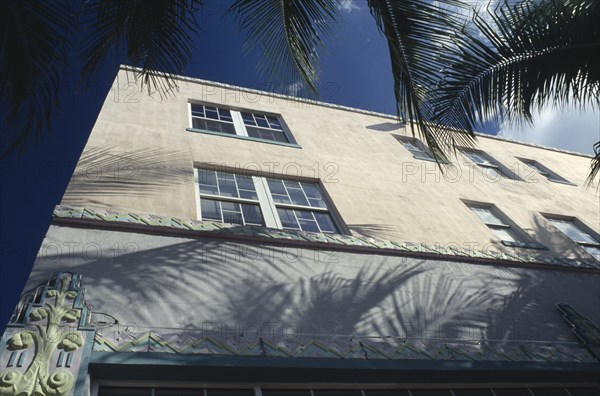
[{"x1": 0, "y1": 273, "x2": 92, "y2": 396}]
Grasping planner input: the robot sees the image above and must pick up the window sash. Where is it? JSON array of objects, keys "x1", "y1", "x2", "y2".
[
  {"x1": 189, "y1": 103, "x2": 292, "y2": 144},
  {"x1": 468, "y1": 206, "x2": 528, "y2": 245},
  {"x1": 196, "y1": 169, "x2": 338, "y2": 233}
]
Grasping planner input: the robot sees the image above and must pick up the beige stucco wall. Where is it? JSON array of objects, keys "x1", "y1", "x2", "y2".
[{"x1": 61, "y1": 68, "x2": 600, "y2": 260}]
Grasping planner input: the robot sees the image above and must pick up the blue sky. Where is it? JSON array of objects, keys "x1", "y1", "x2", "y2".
[{"x1": 1, "y1": 0, "x2": 598, "y2": 331}]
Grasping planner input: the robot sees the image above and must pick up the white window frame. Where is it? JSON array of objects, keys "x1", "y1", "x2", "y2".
[
  {"x1": 461, "y1": 149, "x2": 502, "y2": 175},
  {"x1": 466, "y1": 203, "x2": 540, "y2": 249},
  {"x1": 518, "y1": 158, "x2": 573, "y2": 185},
  {"x1": 545, "y1": 216, "x2": 600, "y2": 261},
  {"x1": 395, "y1": 136, "x2": 434, "y2": 160},
  {"x1": 194, "y1": 168, "x2": 341, "y2": 234},
  {"x1": 188, "y1": 102, "x2": 297, "y2": 145}
]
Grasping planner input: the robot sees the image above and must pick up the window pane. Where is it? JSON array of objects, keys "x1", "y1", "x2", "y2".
[
  {"x1": 267, "y1": 179, "x2": 287, "y2": 195},
  {"x1": 246, "y1": 127, "x2": 262, "y2": 138},
  {"x1": 262, "y1": 391, "x2": 311, "y2": 396},
  {"x1": 241, "y1": 112, "x2": 255, "y2": 124},
  {"x1": 549, "y1": 219, "x2": 597, "y2": 244},
  {"x1": 217, "y1": 172, "x2": 238, "y2": 198},
  {"x1": 566, "y1": 388, "x2": 600, "y2": 396},
  {"x1": 278, "y1": 208, "x2": 300, "y2": 229},
  {"x1": 528, "y1": 389, "x2": 569, "y2": 396},
  {"x1": 288, "y1": 187, "x2": 309, "y2": 206},
  {"x1": 236, "y1": 175, "x2": 258, "y2": 200},
  {"x1": 298, "y1": 217, "x2": 321, "y2": 232},
  {"x1": 255, "y1": 116, "x2": 270, "y2": 128},
  {"x1": 470, "y1": 207, "x2": 506, "y2": 226},
  {"x1": 201, "y1": 199, "x2": 221, "y2": 221},
  {"x1": 155, "y1": 390, "x2": 203, "y2": 396},
  {"x1": 207, "y1": 390, "x2": 255, "y2": 396},
  {"x1": 98, "y1": 388, "x2": 151, "y2": 396},
  {"x1": 222, "y1": 210, "x2": 243, "y2": 225},
  {"x1": 492, "y1": 390, "x2": 534, "y2": 396},
  {"x1": 583, "y1": 246, "x2": 600, "y2": 261},
  {"x1": 491, "y1": 227, "x2": 517, "y2": 242},
  {"x1": 267, "y1": 116, "x2": 282, "y2": 129},
  {"x1": 452, "y1": 391, "x2": 494, "y2": 396},
  {"x1": 241, "y1": 204, "x2": 264, "y2": 226},
  {"x1": 315, "y1": 212, "x2": 337, "y2": 233}
]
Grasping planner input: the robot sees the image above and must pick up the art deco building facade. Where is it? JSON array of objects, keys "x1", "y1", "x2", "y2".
[{"x1": 1, "y1": 66, "x2": 599, "y2": 395}]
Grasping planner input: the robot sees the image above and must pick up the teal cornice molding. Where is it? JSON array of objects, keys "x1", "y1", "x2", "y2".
[
  {"x1": 52, "y1": 205, "x2": 600, "y2": 271},
  {"x1": 91, "y1": 331, "x2": 598, "y2": 364},
  {"x1": 0, "y1": 273, "x2": 94, "y2": 396}
]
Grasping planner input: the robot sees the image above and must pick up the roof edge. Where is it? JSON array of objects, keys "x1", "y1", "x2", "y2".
[{"x1": 119, "y1": 65, "x2": 594, "y2": 159}]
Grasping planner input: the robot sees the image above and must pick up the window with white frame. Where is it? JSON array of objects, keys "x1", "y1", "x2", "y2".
[
  {"x1": 195, "y1": 169, "x2": 339, "y2": 234},
  {"x1": 395, "y1": 136, "x2": 435, "y2": 161},
  {"x1": 460, "y1": 149, "x2": 509, "y2": 179},
  {"x1": 519, "y1": 158, "x2": 572, "y2": 184},
  {"x1": 546, "y1": 218, "x2": 600, "y2": 261},
  {"x1": 189, "y1": 103, "x2": 295, "y2": 144},
  {"x1": 467, "y1": 204, "x2": 536, "y2": 248}
]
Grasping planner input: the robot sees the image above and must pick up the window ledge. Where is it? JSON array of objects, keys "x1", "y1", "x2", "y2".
[
  {"x1": 412, "y1": 155, "x2": 450, "y2": 164},
  {"x1": 187, "y1": 128, "x2": 302, "y2": 148}
]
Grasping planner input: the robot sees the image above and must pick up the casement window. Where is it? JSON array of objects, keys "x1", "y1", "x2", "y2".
[
  {"x1": 395, "y1": 136, "x2": 436, "y2": 161},
  {"x1": 518, "y1": 158, "x2": 572, "y2": 184},
  {"x1": 460, "y1": 149, "x2": 514, "y2": 179},
  {"x1": 188, "y1": 103, "x2": 297, "y2": 145},
  {"x1": 195, "y1": 168, "x2": 339, "y2": 234},
  {"x1": 466, "y1": 204, "x2": 538, "y2": 248},
  {"x1": 546, "y1": 217, "x2": 600, "y2": 261}
]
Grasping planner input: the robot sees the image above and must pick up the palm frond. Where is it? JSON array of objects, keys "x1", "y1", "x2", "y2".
[
  {"x1": 587, "y1": 141, "x2": 600, "y2": 187},
  {"x1": 0, "y1": 0, "x2": 73, "y2": 157},
  {"x1": 367, "y1": 0, "x2": 474, "y2": 165},
  {"x1": 80, "y1": 0, "x2": 202, "y2": 96},
  {"x1": 430, "y1": 0, "x2": 600, "y2": 177},
  {"x1": 228, "y1": 0, "x2": 339, "y2": 94}
]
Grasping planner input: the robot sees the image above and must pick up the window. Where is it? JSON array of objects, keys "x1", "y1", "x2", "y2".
[
  {"x1": 460, "y1": 149, "x2": 512, "y2": 179},
  {"x1": 195, "y1": 168, "x2": 340, "y2": 234},
  {"x1": 395, "y1": 136, "x2": 435, "y2": 161},
  {"x1": 189, "y1": 103, "x2": 296, "y2": 145},
  {"x1": 546, "y1": 218, "x2": 600, "y2": 261},
  {"x1": 518, "y1": 158, "x2": 572, "y2": 184},
  {"x1": 467, "y1": 204, "x2": 537, "y2": 248}
]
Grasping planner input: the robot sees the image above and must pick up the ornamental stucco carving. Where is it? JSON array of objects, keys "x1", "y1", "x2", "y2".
[{"x1": 0, "y1": 273, "x2": 92, "y2": 396}]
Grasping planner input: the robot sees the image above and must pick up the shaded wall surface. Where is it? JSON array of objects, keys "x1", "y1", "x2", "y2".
[{"x1": 28, "y1": 225, "x2": 600, "y2": 363}]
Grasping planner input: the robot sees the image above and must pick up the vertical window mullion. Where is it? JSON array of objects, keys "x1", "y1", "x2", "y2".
[
  {"x1": 231, "y1": 110, "x2": 249, "y2": 137},
  {"x1": 255, "y1": 177, "x2": 282, "y2": 228},
  {"x1": 193, "y1": 168, "x2": 203, "y2": 220}
]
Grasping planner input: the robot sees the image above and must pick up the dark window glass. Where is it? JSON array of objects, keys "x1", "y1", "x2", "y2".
[
  {"x1": 155, "y1": 389, "x2": 203, "y2": 396},
  {"x1": 262, "y1": 391, "x2": 311, "y2": 396},
  {"x1": 363, "y1": 390, "x2": 410, "y2": 396},
  {"x1": 566, "y1": 389, "x2": 600, "y2": 396},
  {"x1": 98, "y1": 388, "x2": 151, "y2": 396},
  {"x1": 207, "y1": 390, "x2": 254, "y2": 396},
  {"x1": 452, "y1": 390, "x2": 494, "y2": 396},
  {"x1": 528, "y1": 389, "x2": 568, "y2": 396},
  {"x1": 492, "y1": 390, "x2": 532, "y2": 396},
  {"x1": 409, "y1": 391, "x2": 452, "y2": 396},
  {"x1": 313, "y1": 391, "x2": 363, "y2": 396}
]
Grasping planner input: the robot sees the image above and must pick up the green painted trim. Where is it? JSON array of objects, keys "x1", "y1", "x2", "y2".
[
  {"x1": 51, "y1": 205, "x2": 600, "y2": 272},
  {"x1": 89, "y1": 352, "x2": 600, "y2": 383},
  {"x1": 74, "y1": 331, "x2": 96, "y2": 396},
  {"x1": 186, "y1": 128, "x2": 302, "y2": 149}
]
